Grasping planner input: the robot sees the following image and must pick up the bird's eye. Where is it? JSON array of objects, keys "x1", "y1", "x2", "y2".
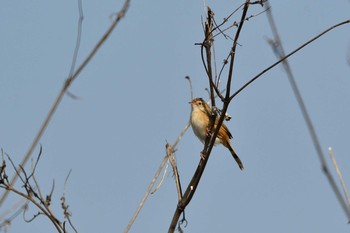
[{"x1": 198, "y1": 101, "x2": 202, "y2": 105}]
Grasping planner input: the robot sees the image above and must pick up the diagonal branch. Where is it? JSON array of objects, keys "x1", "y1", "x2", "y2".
[
  {"x1": 264, "y1": 2, "x2": 350, "y2": 221},
  {"x1": 125, "y1": 77, "x2": 193, "y2": 233},
  {"x1": 0, "y1": 0, "x2": 131, "y2": 207},
  {"x1": 169, "y1": 2, "x2": 252, "y2": 232},
  {"x1": 225, "y1": 0, "x2": 250, "y2": 99}
]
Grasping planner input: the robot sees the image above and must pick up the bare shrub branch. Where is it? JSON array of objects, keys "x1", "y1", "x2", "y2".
[
  {"x1": 125, "y1": 76, "x2": 193, "y2": 233},
  {"x1": 328, "y1": 147, "x2": 350, "y2": 221},
  {"x1": 229, "y1": 19, "x2": 350, "y2": 101},
  {"x1": 169, "y1": 2, "x2": 252, "y2": 231},
  {"x1": 0, "y1": 0, "x2": 131, "y2": 207},
  {"x1": 169, "y1": 1, "x2": 350, "y2": 231},
  {"x1": 1, "y1": 154, "x2": 64, "y2": 232}
]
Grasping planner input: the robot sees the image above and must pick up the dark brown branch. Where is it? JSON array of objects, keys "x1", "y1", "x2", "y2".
[
  {"x1": 200, "y1": 8, "x2": 225, "y2": 101},
  {"x1": 169, "y1": 3, "x2": 252, "y2": 232},
  {"x1": 225, "y1": 0, "x2": 250, "y2": 99}
]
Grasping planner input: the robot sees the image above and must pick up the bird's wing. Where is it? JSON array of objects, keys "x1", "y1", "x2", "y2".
[{"x1": 215, "y1": 118, "x2": 233, "y2": 139}]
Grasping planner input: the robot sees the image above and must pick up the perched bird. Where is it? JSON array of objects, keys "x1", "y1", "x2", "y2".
[{"x1": 190, "y1": 98, "x2": 244, "y2": 170}]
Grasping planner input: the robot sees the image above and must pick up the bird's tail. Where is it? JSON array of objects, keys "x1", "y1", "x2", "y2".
[{"x1": 228, "y1": 144, "x2": 244, "y2": 170}]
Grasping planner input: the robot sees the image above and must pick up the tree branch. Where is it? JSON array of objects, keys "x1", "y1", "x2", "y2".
[{"x1": 0, "y1": 0, "x2": 131, "y2": 207}]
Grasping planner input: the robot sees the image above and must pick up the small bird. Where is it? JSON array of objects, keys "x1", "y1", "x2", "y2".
[{"x1": 190, "y1": 98, "x2": 244, "y2": 170}]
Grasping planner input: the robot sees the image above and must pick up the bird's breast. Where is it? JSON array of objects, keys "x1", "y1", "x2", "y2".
[{"x1": 190, "y1": 109, "x2": 209, "y2": 143}]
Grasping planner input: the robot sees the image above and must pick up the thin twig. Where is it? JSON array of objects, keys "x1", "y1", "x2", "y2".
[
  {"x1": 225, "y1": 0, "x2": 250, "y2": 99},
  {"x1": 31, "y1": 146, "x2": 44, "y2": 201},
  {"x1": 68, "y1": 0, "x2": 84, "y2": 79},
  {"x1": 185, "y1": 76, "x2": 193, "y2": 102},
  {"x1": 0, "y1": 201, "x2": 27, "y2": 229},
  {"x1": 23, "y1": 209, "x2": 42, "y2": 223},
  {"x1": 2, "y1": 185, "x2": 62, "y2": 233},
  {"x1": 31, "y1": 159, "x2": 44, "y2": 202},
  {"x1": 124, "y1": 155, "x2": 168, "y2": 233},
  {"x1": 328, "y1": 147, "x2": 350, "y2": 221},
  {"x1": 167, "y1": 144, "x2": 183, "y2": 202},
  {"x1": 67, "y1": 216, "x2": 78, "y2": 233},
  {"x1": 1, "y1": 152, "x2": 64, "y2": 231},
  {"x1": 0, "y1": 0, "x2": 131, "y2": 207},
  {"x1": 200, "y1": 8, "x2": 225, "y2": 101},
  {"x1": 61, "y1": 169, "x2": 78, "y2": 233},
  {"x1": 151, "y1": 160, "x2": 170, "y2": 195},
  {"x1": 66, "y1": 0, "x2": 84, "y2": 99},
  {"x1": 0, "y1": 198, "x2": 28, "y2": 224},
  {"x1": 213, "y1": 6, "x2": 270, "y2": 39},
  {"x1": 229, "y1": 18, "x2": 350, "y2": 101},
  {"x1": 125, "y1": 76, "x2": 193, "y2": 233},
  {"x1": 27, "y1": 145, "x2": 42, "y2": 181}
]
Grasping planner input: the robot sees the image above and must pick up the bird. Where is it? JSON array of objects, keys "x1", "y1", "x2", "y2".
[{"x1": 190, "y1": 98, "x2": 244, "y2": 170}]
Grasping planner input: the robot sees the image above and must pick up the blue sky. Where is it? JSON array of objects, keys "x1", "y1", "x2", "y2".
[{"x1": 1, "y1": 0, "x2": 350, "y2": 232}]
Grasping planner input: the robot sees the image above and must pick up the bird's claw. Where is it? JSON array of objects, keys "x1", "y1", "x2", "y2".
[
  {"x1": 206, "y1": 127, "x2": 212, "y2": 137},
  {"x1": 200, "y1": 151, "x2": 206, "y2": 160}
]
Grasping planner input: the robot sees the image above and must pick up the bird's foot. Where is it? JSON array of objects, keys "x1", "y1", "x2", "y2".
[
  {"x1": 200, "y1": 151, "x2": 206, "y2": 160},
  {"x1": 206, "y1": 127, "x2": 212, "y2": 137}
]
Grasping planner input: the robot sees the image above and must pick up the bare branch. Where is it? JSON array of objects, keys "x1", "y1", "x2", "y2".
[
  {"x1": 68, "y1": 0, "x2": 84, "y2": 79},
  {"x1": 0, "y1": 0, "x2": 131, "y2": 207},
  {"x1": 124, "y1": 154, "x2": 168, "y2": 233},
  {"x1": 229, "y1": 19, "x2": 350, "y2": 101},
  {"x1": 167, "y1": 144, "x2": 183, "y2": 202},
  {"x1": 151, "y1": 160, "x2": 170, "y2": 195},
  {"x1": 200, "y1": 7, "x2": 225, "y2": 101},
  {"x1": 0, "y1": 199, "x2": 28, "y2": 230},
  {"x1": 31, "y1": 146, "x2": 44, "y2": 201},
  {"x1": 328, "y1": 147, "x2": 350, "y2": 221},
  {"x1": 3, "y1": 185, "x2": 62, "y2": 233},
  {"x1": 185, "y1": 76, "x2": 193, "y2": 103},
  {"x1": 67, "y1": 0, "x2": 84, "y2": 99},
  {"x1": 169, "y1": 2, "x2": 252, "y2": 231},
  {"x1": 126, "y1": 76, "x2": 193, "y2": 233},
  {"x1": 61, "y1": 169, "x2": 78, "y2": 233},
  {"x1": 23, "y1": 209, "x2": 42, "y2": 223},
  {"x1": 225, "y1": 0, "x2": 250, "y2": 99},
  {"x1": 264, "y1": 2, "x2": 350, "y2": 221}
]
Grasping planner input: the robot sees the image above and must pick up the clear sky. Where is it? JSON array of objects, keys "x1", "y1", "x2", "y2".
[{"x1": 1, "y1": 0, "x2": 350, "y2": 232}]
